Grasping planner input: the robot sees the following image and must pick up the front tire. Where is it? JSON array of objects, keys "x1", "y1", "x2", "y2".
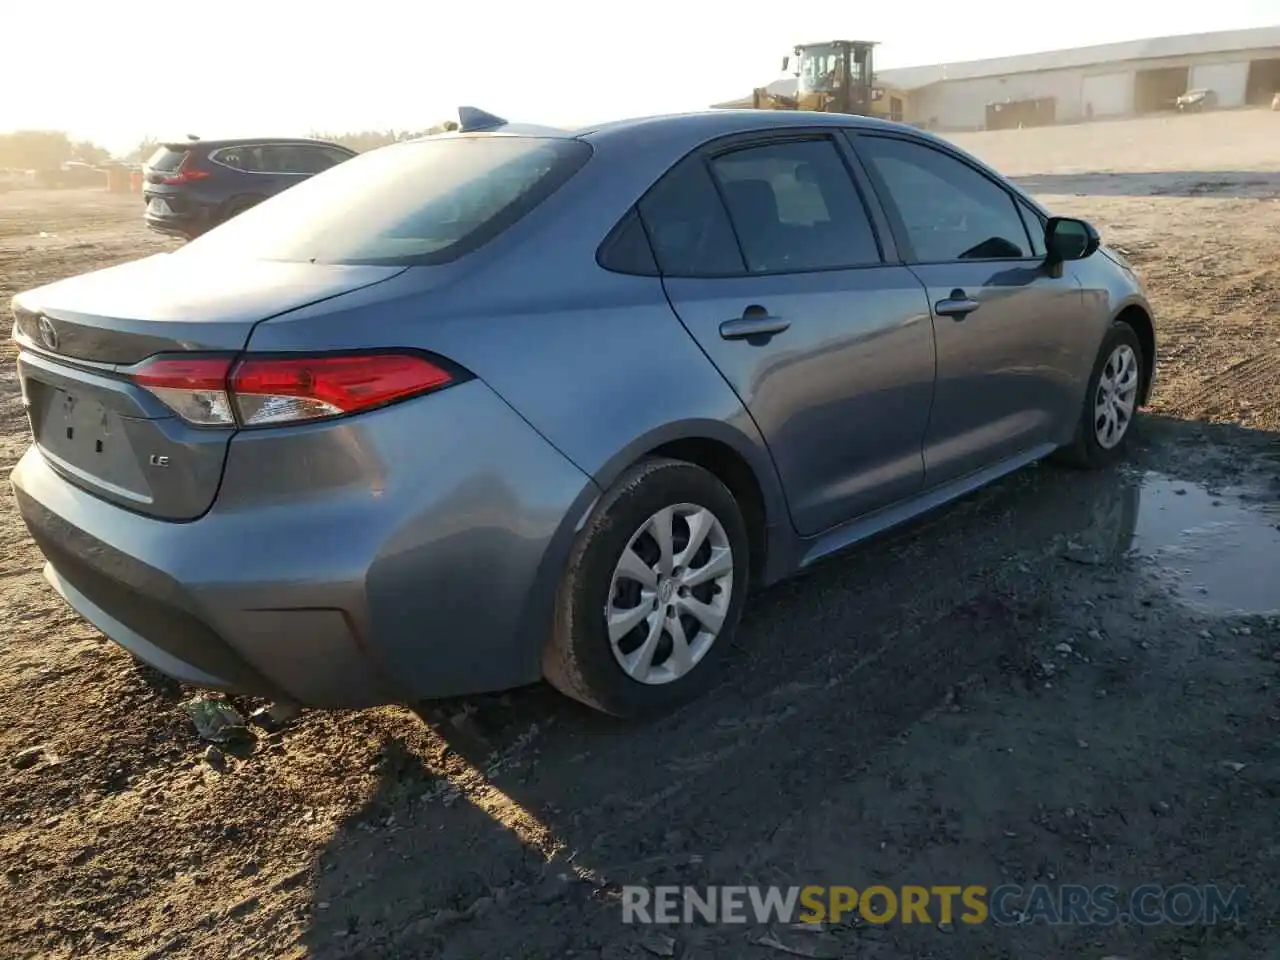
[
  {"x1": 1054, "y1": 320, "x2": 1144, "y2": 469},
  {"x1": 543, "y1": 457, "x2": 750, "y2": 717}
]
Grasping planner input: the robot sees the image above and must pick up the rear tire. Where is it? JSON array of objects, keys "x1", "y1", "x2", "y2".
[
  {"x1": 543, "y1": 457, "x2": 750, "y2": 717},
  {"x1": 1053, "y1": 320, "x2": 1144, "y2": 469},
  {"x1": 217, "y1": 195, "x2": 262, "y2": 227}
]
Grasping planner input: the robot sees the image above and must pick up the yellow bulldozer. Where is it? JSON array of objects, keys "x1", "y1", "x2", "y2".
[{"x1": 752, "y1": 40, "x2": 907, "y2": 122}]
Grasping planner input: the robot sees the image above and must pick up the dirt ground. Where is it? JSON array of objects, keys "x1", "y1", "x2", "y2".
[{"x1": 1, "y1": 109, "x2": 1279, "y2": 960}]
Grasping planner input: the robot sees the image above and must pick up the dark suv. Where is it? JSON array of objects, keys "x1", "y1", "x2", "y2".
[{"x1": 142, "y1": 137, "x2": 357, "y2": 239}]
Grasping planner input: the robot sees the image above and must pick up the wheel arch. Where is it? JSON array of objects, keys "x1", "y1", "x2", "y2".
[
  {"x1": 1113, "y1": 301, "x2": 1156, "y2": 405},
  {"x1": 588, "y1": 420, "x2": 790, "y2": 587},
  {"x1": 217, "y1": 192, "x2": 267, "y2": 222}
]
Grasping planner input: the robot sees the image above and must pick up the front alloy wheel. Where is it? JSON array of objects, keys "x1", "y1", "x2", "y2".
[
  {"x1": 1054, "y1": 319, "x2": 1145, "y2": 469},
  {"x1": 1093, "y1": 343, "x2": 1140, "y2": 449}
]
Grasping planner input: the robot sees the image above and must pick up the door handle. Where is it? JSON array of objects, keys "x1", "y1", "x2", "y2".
[
  {"x1": 719, "y1": 312, "x2": 790, "y2": 340},
  {"x1": 935, "y1": 290, "x2": 981, "y2": 320}
]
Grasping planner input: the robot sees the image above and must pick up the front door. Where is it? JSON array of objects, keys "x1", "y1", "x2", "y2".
[
  {"x1": 851, "y1": 132, "x2": 1084, "y2": 486},
  {"x1": 639, "y1": 133, "x2": 936, "y2": 537}
]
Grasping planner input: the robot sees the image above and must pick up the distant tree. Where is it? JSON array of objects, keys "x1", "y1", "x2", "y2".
[
  {"x1": 71, "y1": 140, "x2": 110, "y2": 165},
  {"x1": 125, "y1": 138, "x2": 161, "y2": 163},
  {"x1": 312, "y1": 129, "x2": 399, "y2": 153},
  {"x1": 0, "y1": 130, "x2": 75, "y2": 170},
  {"x1": 310, "y1": 124, "x2": 449, "y2": 153}
]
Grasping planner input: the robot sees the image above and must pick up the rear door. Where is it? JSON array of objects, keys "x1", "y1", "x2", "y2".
[
  {"x1": 848, "y1": 132, "x2": 1085, "y2": 487},
  {"x1": 647, "y1": 131, "x2": 936, "y2": 537}
]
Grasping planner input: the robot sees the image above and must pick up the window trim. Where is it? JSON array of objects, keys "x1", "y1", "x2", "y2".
[
  {"x1": 1017, "y1": 198, "x2": 1047, "y2": 257},
  {"x1": 703, "y1": 133, "x2": 887, "y2": 274},
  {"x1": 634, "y1": 151, "x2": 748, "y2": 279},
  {"x1": 596, "y1": 207, "x2": 659, "y2": 277},
  {"x1": 847, "y1": 130, "x2": 1044, "y2": 266},
  {"x1": 208, "y1": 142, "x2": 356, "y2": 176},
  {"x1": 596, "y1": 127, "x2": 899, "y2": 281}
]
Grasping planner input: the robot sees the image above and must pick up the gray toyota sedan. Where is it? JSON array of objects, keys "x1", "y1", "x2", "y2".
[{"x1": 9, "y1": 107, "x2": 1155, "y2": 717}]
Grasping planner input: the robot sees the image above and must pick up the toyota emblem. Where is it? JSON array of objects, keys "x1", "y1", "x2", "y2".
[{"x1": 37, "y1": 315, "x2": 58, "y2": 351}]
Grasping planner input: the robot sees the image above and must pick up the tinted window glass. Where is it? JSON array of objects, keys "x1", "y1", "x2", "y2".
[
  {"x1": 265, "y1": 144, "x2": 335, "y2": 175},
  {"x1": 183, "y1": 137, "x2": 592, "y2": 266},
  {"x1": 638, "y1": 159, "x2": 745, "y2": 277},
  {"x1": 598, "y1": 209, "x2": 658, "y2": 275},
  {"x1": 857, "y1": 136, "x2": 1032, "y2": 262},
  {"x1": 212, "y1": 145, "x2": 267, "y2": 172},
  {"x1": 1018, "y1": 200, "x2": 1046, "y2": 257},
  {"x1": 320, "y1": 146, "x2": 355, "y2": 166},
  {"x1": 710, "y1": 138, "x2": 880, "y2": 272}
]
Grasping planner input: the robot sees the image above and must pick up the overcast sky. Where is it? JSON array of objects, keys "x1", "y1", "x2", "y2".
[{"x1": 5, "y1": 0, "x2": 1280, "y2": 153}]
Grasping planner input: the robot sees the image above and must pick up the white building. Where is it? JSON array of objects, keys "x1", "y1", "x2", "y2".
[{"x1": 726, "y1": 27, "x2": 1280, "y2": 130}]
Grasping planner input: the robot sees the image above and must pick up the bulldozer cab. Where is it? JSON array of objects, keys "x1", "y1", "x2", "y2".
[{"x1": 785, "y1": 40, "x2": 878, "y2": 115}]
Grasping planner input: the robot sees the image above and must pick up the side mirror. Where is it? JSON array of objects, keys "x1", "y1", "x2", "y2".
[
  {"x1": 1044, "y1": 216, "x2": 1100, "y2": 263},
  {"x1": 781, "y1": 56, "x2": 790, "y2": 73}
]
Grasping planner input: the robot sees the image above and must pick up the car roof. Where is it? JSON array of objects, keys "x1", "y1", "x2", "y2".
[
  {"x1": 161, "y1": 136, "x2": 353, "y2": 151},
  {"x1": 572, "y1": 109, "x2": 916, "y2": 141}
]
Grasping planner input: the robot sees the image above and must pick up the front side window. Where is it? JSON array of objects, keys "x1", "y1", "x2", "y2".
[
  {"x1": 1018, "y1": 200, "x2": 1046, "y2": 257},
  {"x1": 855, "y1": 135, "x2": 1033, "y2": 262},
  {"x1": 183, "y1": 136, "x2": 592, "y2": 266},
  {"x1": 709, "y1": 138, "x2": 880, "y2": 273},
  {"x1": 265, "y1": 144, "x2": 339, "y2": 175}
]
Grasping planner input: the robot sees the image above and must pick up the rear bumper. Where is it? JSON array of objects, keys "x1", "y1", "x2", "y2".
[
  {"x1": 144, "y1": 211, "x2": 206, "y2": 239},
  {"x1": 10, "y1": 380, "x2": 600, "y2": 708},
  {"x1": 142, "y1": 192, "x2": 213, "y2": 239}
]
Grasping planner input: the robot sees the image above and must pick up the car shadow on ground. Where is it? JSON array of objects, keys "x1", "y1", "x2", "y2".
[
  {"x1": 301, "y1": 415, "x2": 1280, "y2": 958},
  {"x1": 1012, "y1": 170, "x2": 1280, "y2": 199}
]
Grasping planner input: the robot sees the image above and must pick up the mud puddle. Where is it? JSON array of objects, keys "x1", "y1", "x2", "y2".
[{"x1": 1129, "y1": 470, "x2": 1280, "y2": 615}]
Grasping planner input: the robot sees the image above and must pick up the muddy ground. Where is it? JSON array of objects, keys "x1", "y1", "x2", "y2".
[{"x1": 1, "y1": 109, "x2": 1278, "y2": 960}]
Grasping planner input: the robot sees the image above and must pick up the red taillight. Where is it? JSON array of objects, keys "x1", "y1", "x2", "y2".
[
  {"x1": 158, "y1": 168, "x2": 211, "y2": 185},
  {"x1": 133, "y1": 356, "x2": 236, "y2": 426},
  {"x1": 131, "y1": 352, "x2": 455, "y2": 428},
  {"x1": 155, "y1": 151, "x2": 212, "y2": 185},
  {"x1": 232, "y1": 354, "x2": 454, "y2": 426}
]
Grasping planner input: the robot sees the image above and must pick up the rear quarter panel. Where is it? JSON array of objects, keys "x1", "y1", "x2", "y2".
[{"x1": 248, "y1": 130, "x2": 793, "y2": 543}]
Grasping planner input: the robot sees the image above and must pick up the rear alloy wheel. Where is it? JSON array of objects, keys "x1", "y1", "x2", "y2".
[
  {"x1": 1054, "y1": 320, "x2": 1144, "y2": 469},
  {"x1": 544, "y1": 458, "x2": 750, "y2": 717}
]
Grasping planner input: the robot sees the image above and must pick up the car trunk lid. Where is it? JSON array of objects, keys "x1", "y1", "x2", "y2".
[{"x1": 12, "y1": 253, "x2": 406, "y2": 520}]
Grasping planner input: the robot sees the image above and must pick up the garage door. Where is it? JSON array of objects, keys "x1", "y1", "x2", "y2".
[
  {"x1": 1081, "y1": 73, "x2": 1132, "y2": 117},
  {"x1": 1190, "y1": 62, "x2": 1249, "y2": 107}
]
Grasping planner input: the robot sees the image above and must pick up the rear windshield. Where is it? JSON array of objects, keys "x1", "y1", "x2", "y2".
[
  {"x1": 146, "y1": 147, "x2": 188, "y2": 172},
  {"x1": 183, "y1": 136, "x2": 593, "y2": 266}
]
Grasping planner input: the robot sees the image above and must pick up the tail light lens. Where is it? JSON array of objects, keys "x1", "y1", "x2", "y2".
[
  {"x1": 154, "y1": 151, "x2": 211, "y2": 185},
  {"x1": 132, "y1": 356, "x2": 236, "y2": 425},
  {"x1": 131, "y1": 352, "x2": 457, "y2": 428}
]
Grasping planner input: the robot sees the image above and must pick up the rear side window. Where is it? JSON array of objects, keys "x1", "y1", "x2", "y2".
[
  {"x1": 708, "y1": 138, "x2": 881, "y2": 272},
  {"x1": 598, "y1": 209, "x2": 658, "y2": 275},
  {"x1": 146, "y1": 147, "x2": 187, "y2": 172},
  {"x1": 183, "y1": 137, "x2": 593, "y2": 266},
  {"x1": 637, "y1": 158, "x2": 745, "y2": 277}
]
